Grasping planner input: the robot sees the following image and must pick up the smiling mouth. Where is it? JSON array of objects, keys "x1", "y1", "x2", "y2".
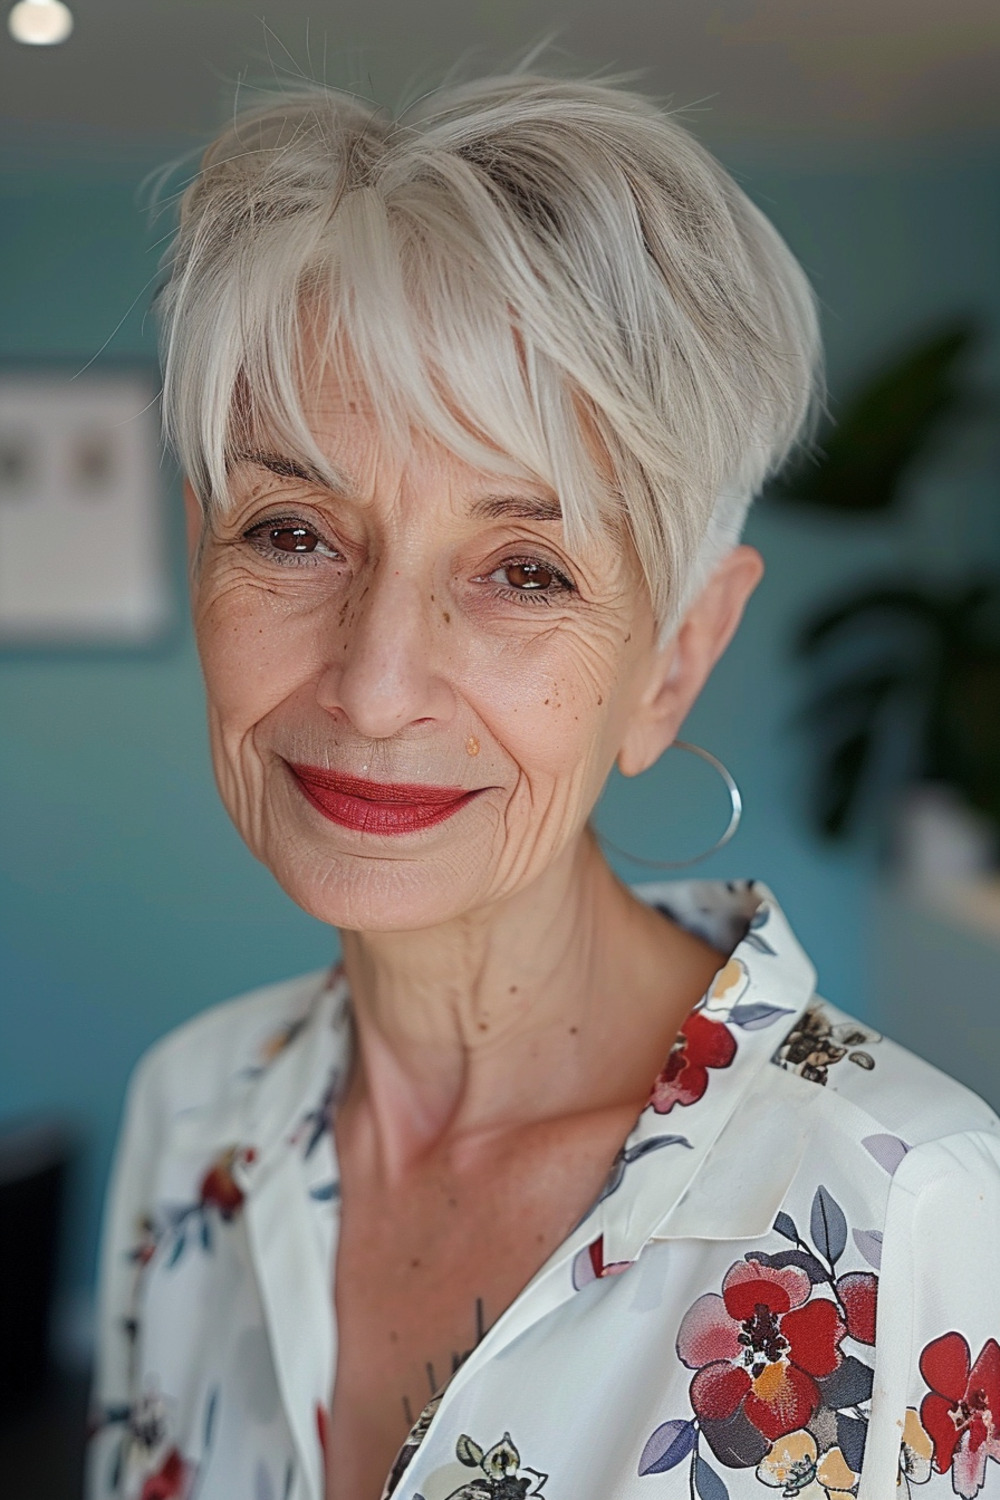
[{"x1": 287, "y1": 763, "x2": 483, "y2": 835}]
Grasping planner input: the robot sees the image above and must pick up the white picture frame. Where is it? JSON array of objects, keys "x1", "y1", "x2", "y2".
[{"x1": 0, "y1": 366, "x2": 170, "y2": 646}]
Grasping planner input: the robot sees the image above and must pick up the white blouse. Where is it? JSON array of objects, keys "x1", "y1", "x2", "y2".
[{"x1": 88, "y1": 880, "x2": 1000, "y2": 1500}]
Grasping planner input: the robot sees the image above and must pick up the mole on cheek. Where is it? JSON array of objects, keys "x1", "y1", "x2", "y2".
[{"x1": 442, "y1": 610, "x2": 451, "y2": 624}]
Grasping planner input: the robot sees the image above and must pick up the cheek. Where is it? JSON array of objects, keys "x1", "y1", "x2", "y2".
[
  {"x1": 194, "y1": 576, "x2": 322, "y2": 733},
  {"x1": 463, "y1": 622, "x2": 639, "y2": 788}
]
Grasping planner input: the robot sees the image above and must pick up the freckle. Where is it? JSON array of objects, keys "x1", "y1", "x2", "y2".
[
  {"x1": 389, "y1": 1329, "x2": 399, "y2": 1342},
  {"x1": 569, "y1": 1026, "x2": 578, "y2": 1035},
  {"x1": 544, "y1": 698, "x2": 550, "y2": 705},
  {"x1": 465, "y1": 735, "x2": 480, "y2": 757},
  {"x1": 477, "y1": 1021, "x2": 488, "y2": 1032},
  {"x1": 509, "y1": 985, "x2": 518, "y2": 994},
  {"x1": 597, "y1": 696, "x2": 603, "y2": 705},
  {"x1": 410, "y1": 1258, "x2": 421, "y2": 1269},
  {"x1": 536, "y1": 1232, "x2": 544, "y2": 1244},
  {"x1": 448, "y1": 1197, "x2": 457, "y2": 1208},
  {"x1": 442, "y1": 610, "x2": 451, "y2": 623}
]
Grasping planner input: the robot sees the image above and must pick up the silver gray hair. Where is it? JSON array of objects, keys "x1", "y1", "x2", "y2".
[{"x1": 158, "y1": 71, "x2": 821, "y2": 631}]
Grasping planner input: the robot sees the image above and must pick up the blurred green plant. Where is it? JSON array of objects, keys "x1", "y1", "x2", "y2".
[
  {"x1": 795, "y1": 581, "x2": 1000, "y2": 838},
  {"x1": 770, "y1": 318, "x2": 981, "y2": 514},
  {"x1": 769, "y1": 317, "x2": 1000, "y2": 843}
]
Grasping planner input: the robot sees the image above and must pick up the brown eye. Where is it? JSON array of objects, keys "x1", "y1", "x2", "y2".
[
  {"x1": 269, "y1": 524, "x2": 318, "y2": 553},
  {"x1": 505, "y1": 561, "x2": 554, "y2": 590}
]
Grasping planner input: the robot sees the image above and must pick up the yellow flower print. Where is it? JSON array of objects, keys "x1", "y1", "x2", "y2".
[
  {"x1": 756, "y1": 1429, "x2": 859, "y2": 1498},
  {"x1": 702, "y1": 957, "x2": 751, "y2": 1017},
  {"x1": 897, "y1": 1407, "x2": 933, "y2": 1493}
]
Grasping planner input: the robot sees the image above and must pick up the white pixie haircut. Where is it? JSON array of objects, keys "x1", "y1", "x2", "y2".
[{"x1": 158, "y1": 70, "x2": 821, "y2": 630}]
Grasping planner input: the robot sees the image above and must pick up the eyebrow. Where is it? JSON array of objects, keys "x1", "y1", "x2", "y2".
[
  {"x1": 235, "y1": 449, "x2": 360, "y2": 500},
  {"x1": 235, "y1": 453, "x2": 562, "y2": 523},
  {"x1": 470, "y1": 493, "x2": 563, "y2": 523}
]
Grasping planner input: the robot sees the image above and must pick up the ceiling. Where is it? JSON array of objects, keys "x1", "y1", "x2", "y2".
[{"x1": 1, "y1": 0, "x2": 1000, "y2": 149}]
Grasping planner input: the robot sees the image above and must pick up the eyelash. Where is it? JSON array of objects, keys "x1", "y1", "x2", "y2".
[
  {"x1": 481, "y1": 556, "x2": 576, "y2": 607},
  {"x1": 241, "y1": 518, "x2": 576, "y2": 604},
  {"x1": 242, "y1": 516, "x2": 344, "y2": 568}
]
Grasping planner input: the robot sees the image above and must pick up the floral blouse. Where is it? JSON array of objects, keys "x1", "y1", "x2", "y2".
[{"x1": 88, "y1": 880, "x2": 1000, "y2": 1500}]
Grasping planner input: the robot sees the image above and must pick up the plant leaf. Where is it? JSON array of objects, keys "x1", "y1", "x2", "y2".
[
  {"x1": 694, "y1": 1454, "x2": 730, "y2": 1500},
  {"x1": 637, "y1": 1419, "x2": 697, "y2": 1476},
  {"x1": 750, "y1": 1248, "x2": 827, "y2": 1283},
  {"x1": 204, "y1": 1386, "x2": 219, "y2": 1450},
  {"x1": 773, "y1": 1210, "x2": 798, "y2": 1242},
  {"x1": 811, "y1": 1185, "x2": 848, "y2": 1263},
  {"x1": 819, "y1": 1355, "x2": 874, "y2": 1409},
  {"x1": 768, "y1": 319, "x2": 979, "y2": 515},
  {"x1": 862, "y1": 1134, "x2": 910, "y2": 1175},
  {"x1": 836, "y1": 1412, "x2": 868, "y2": 1473},
  {"x1": 853, "y1": 1229, "x2": 884, "y2": 1270},
  {"x1": 456, "y1": 1435, "x2": 484, "y2": 1468},
  {"x1": 796, "y1": 585, "x2": 943, "y2": 656},
  {"x1": 728, "y1": 1003, "x2": 792, "y2": 1031}
]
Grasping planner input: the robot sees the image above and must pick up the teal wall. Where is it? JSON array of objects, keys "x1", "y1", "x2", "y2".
[{"x1": 1, "y1": 142, "x2": 998, "y2": 1326}]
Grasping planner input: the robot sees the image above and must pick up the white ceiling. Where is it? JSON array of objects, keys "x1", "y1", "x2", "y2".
[{"x1": 1, "y1": 0, "x2": 999, "y2": 147}]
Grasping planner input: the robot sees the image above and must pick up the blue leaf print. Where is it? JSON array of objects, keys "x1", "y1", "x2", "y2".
[
  {"x1": 852, "y1": 1228, "x2": 883, "y2": 1270},
  {"x1": 749, "y1": 1248, "x2": 826, "y2": 1284},
  {"x1": 810, "y1": 1184, "x2": 847, "y2": 1265},
  {"x1": 773, "y1": 1210, "x2": 798, "y2": 1241},
  {"x1": 599, "y1": 1135, "x2": 692, "y2": 1202},
  {"x1": 637, "y1": 1419, "x2": 696, "y2": 1475},
  {"x1": 728, "y1": 1003, "x2": 791, "y2": 1030},
  {"x1": 741, "y1": 932, "x2": 777, "y2": 955},
  {"x1": 836, "y1": 1412, "x2": 868, "y2": 1473},
  {"x1": 694, "y1": 1454, "x2": 729, "y2": 1500},
  {"x1": 862, "y1": 1133, "x2": 910, "y2": 1175},
  {"x1": 204, "y1": 1385, "x2": 219, "y2": 1450},
  {"x1": 310, "y1": 1181, "x2": 341, "y2": 1203}
]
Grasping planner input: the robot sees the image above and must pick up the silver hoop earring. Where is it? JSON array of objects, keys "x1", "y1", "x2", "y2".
[{"x1": 597, "y1": 740, "x2": 743, "y2": 871}]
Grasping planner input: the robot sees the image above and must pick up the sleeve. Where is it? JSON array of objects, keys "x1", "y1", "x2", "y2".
[
  {"x1": 860, "y1": 1130, "x2": 1000, "y2": 1500},
  {"x1": 85, "y1": 1047, "x2": 170, "y2": 1500}
]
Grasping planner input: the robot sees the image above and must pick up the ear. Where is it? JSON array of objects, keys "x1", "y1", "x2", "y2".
[
  {"x1": 617, "y1": 545, "x2": 764, "y2": 778},
  {"x1": 182, "y1": 479, "x2": 204, "y2": 570}
]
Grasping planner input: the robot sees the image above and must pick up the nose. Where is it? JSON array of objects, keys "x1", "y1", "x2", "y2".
[{"x1": 315, "y1": 564, "x2": 454, "y2": 739}]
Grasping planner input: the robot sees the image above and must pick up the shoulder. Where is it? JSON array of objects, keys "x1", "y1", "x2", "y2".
[
  {"x1": 771, "y1": 995, "x2": 1000, "y2": 1148},
  {"x1": 125, "y1": 966, "x2": 333, "y2": 1125}
]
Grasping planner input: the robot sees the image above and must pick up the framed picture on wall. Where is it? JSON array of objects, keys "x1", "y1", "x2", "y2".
[{"x1": 0, "y1": 363, "x2": 170, "y2": 646}]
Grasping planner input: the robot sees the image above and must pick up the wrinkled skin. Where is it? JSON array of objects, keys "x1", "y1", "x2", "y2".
[
  {"x1": 187, "y1": 384, "x2": 761, "y2": 937},
  {"x1": 185, "y1": 375, "x2": 764, "y2": 1500}
]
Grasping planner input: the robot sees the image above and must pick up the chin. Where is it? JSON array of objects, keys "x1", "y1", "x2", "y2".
[
  {"x1": 273, "y1": 843, "x2": 496, "y2": 932},
  {"x1": 252, "y1": 789, "x2": 500, "y2": 931}
]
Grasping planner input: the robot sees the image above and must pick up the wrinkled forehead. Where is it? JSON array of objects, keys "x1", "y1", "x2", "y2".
[{"x1": 228, "y1": 320, "x2": 620, "y2": 541}]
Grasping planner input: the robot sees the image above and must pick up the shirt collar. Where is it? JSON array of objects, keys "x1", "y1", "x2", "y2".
[{"x1": 595, "y1": 878, "x2": 816, "y2": 1261}]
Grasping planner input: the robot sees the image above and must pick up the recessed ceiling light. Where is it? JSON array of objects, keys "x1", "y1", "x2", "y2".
[{"x1": 8, "y1": 0, "x2": 74, "y2": 46}]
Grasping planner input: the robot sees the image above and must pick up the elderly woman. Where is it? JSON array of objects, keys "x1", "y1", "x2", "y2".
[{"x1": 89, "y1": 71, "x2": 1000, "y2": 1500}]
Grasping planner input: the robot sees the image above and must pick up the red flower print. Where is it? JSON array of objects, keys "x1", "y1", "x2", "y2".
[
  {"x1": 140, "y1": 1448, "x2": 188, "y2": 1500},
  {"x1": 648, "y1": 1012, "x2": 736, "y2": 1114},
  {"x1": 677, "y1": 1259, "x2": 847, "y2": 1443},
  {"x1": 199, "y1": 1147, "x2": 247, "y2": 1221},
  {"x1": 836, "y1": 1271, "x2": 878, "y2": 1345},
  {"x1": 920, "y1": 1333, "x2": 1000, "y2": 1498}
]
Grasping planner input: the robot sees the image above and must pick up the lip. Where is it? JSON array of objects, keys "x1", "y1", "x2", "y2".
[{"x1": 287, "y1": 763, "x2": 482, "y2": 835}]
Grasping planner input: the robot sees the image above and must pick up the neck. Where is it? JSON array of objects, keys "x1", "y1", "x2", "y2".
[{"x1": 337, "y1": 834, "x2": 726, "y2": 1180}]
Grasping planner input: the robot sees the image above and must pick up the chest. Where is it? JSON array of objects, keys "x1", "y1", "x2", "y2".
[{"x1": 324, "y1": 1123, "x2": 630, "y2": 1500}]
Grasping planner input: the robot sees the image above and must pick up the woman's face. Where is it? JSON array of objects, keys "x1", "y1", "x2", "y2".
[{"x1": 189, "y1": 381, "x2": 680, "y2": 932}]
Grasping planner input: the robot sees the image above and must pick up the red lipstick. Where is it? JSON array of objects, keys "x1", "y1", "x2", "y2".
[{"x1": 288, "y1": 764, "x2": 480, "y2": 835}]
